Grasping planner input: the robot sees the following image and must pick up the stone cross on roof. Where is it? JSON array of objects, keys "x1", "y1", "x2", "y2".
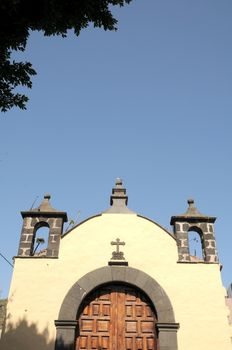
[
  {"x1": 109, "y1": 237, "x2": 128, "y2": 266},
  {"x1": 111, "y1": 238, "x2": 125, "y2": 260}
]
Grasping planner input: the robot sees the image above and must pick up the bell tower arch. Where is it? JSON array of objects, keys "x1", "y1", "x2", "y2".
[
  {"x1": 170, "y1": 199, "x2": 218, "y2": 263},
  {"x1": 18, "y1": 194, "x2": 67, "y2": 257}
]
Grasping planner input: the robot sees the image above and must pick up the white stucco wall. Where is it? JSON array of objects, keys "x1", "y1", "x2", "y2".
[{"x1": 2, "y1": 213, "x2": 231, "y2": 350}]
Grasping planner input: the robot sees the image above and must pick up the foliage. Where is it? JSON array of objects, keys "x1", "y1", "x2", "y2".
[
  {"x1": 0, "y1": 317, "x2": 54, "y2": 350},
  {"x1": 0, "y1": 0, "x2": 132, "y2": 112}
]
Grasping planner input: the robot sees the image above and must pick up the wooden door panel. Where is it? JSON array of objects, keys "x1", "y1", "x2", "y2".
[
  {"x1": 76, "y1": 285, "x2": 158, "y2": 350},
  {"x1": 123, "y1": 287, "x2": 157, "y2": 350}
]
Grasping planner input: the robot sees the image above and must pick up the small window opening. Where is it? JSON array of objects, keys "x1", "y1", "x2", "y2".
[
  {"x1": 188, "y1": 230, "x2": 204, "y2": 261},
  {"x1": 33, "y1": 226, "x2": 49, "y2": 256}
]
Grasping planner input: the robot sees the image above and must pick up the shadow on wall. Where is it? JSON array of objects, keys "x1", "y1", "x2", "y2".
[{"x1": 0, "y1": 318, "x2": 56, "y2": 350}]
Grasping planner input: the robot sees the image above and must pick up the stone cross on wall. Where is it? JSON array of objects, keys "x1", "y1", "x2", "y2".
[{"x1": 111, "y1": 238, "x2": 125, "y2": 261}]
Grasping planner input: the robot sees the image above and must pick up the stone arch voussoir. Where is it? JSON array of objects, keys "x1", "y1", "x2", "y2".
[{"x1": 55, "y1": 266, "x2": 179, "y2": 350}]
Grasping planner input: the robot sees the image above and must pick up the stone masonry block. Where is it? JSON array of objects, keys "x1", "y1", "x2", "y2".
[
  {"x1": 209, "y1": 224, "x2": 214, "y2": 232},
  {"x1": 205, "y1": 248, "x2": 216, "y2": 255},
  {"x1": 199, "y1": 223, "x2": 208, "y2": 232},
  {"x1": 182, "y1": 223, "x2": 189, "y2": 232},
  {"x1": 204, "y1": 233, "x2": 214, "y2": 240}
]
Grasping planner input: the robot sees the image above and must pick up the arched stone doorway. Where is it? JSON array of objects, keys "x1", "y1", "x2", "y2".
[
  {"x1": 76, "y1": 283, "x2": 158, "y2": 350},
  {"x1": 55, "y1": 266, "x2": 179, "y2": 350}
]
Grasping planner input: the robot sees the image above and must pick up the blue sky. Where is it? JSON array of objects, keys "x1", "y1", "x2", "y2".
[{"x1": 0, "y1": 0, "x2": 232, "y2": 297}]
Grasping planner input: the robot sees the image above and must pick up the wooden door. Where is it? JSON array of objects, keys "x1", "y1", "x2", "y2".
[{"x1": 76, "y1": 284, "x2": 158, "y2": 350}]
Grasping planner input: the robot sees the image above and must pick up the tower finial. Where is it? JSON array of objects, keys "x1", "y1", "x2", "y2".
[
  {"x1": 104, "y1": 179, "x2": 135, "y2": 214},
  {"x1": 185, "y1": 198, "x2": 203, "y2": 216},
  {"x1": 110, "y1": 178, "x2": 127, "y2": 206},
  {"x1": 44, "y1": 193, "x2": 51, "y2": 200},
  {"x1": 115, "y1": 178, "x2": 122, "y2": 186},
  {"x1": 187, "y1": 198, "x2": 195, "y2": 211},
  {"x1": 37, "y1": 193, "x2": 54, "y2": 212},
  {"x1": 187, "y1": 198, "x2": 194, "y2": 205}
]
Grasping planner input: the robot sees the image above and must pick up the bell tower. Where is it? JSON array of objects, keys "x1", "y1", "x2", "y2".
[
  {"x1": 18, "y1": 194, "x2": 67, "y2": 257},
  {"x1": 170, "y1": 199, "x2": 218, "y2": 263}
]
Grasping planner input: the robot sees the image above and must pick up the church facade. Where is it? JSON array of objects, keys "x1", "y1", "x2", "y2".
[{"x1": 1, "y1": 179, "x2": 231, "y2": 350}]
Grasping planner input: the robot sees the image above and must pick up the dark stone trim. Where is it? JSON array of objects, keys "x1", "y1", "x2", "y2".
[
  {"x1": 55, "y1": 320, "x2": 77, "y2": 328},
  {"x1": 21, "y1": 211, "x2": 68, "y2": 220},
  {"x1": 55, "y1": 322, "x2": 77, "y2": 350},
  {"x1": 13, "y1": 256, "x2": 59, "y2": 259},
  {"x1": 108, "y1": 260, "x2": 128, "y2": 266},
  {"x1": 55, "y1": 266, "x2": 179, "y2": 350},
  {"x1": 157, "y1": 323, "x2": 180, "y2": 331},
  {"x1": 177, "y1": 261, "x2": 219, "y2": 265},
  {"x1": 170, "y1": 216, "x2": 216, "y2": 225}
]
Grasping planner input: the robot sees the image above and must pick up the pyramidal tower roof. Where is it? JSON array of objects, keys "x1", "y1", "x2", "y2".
[
  {"x1": 170, "y1": 199, "x2": 216, "y2": 224},
  {"x1": 21, "y1": 194, "x2": 67, "y2": 220},
  {"x1": 36, "y1": 193, "x2": 56, "y2": 212},
  {"x1": 180, "y1": 198, "x2": 204, "y2": 217}
]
